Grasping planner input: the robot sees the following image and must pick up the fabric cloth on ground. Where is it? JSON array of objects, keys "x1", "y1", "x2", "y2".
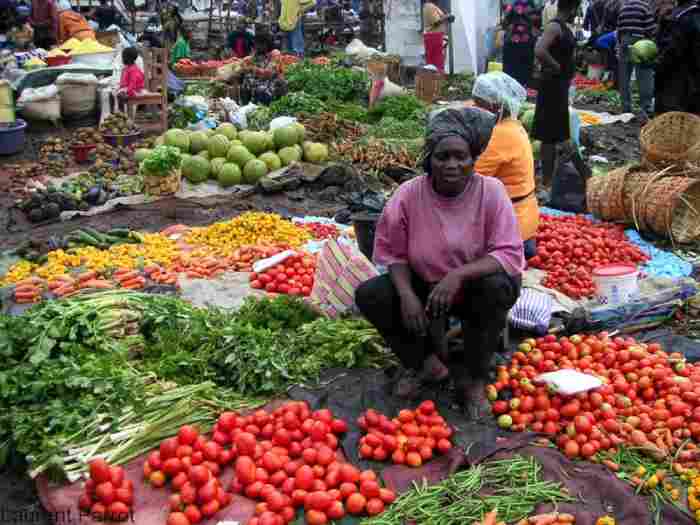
[
  {"x1": 355, "y1": 270, "x2": 520, "y2": 380},
  {"x1": 372, "y1": 175, "x2": 525, "y2": 283},
  {"x1": 533, "y1": 19, "x2": 576, "y2": 144},
  {"x1": 475, "y1": 119, "x2": 539, "y2": 241}
]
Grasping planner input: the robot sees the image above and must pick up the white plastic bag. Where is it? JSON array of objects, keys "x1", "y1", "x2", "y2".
[
  {"x1": 55, "y1": 73, "x2": 99, "y2": 86},
  {"x1": 17, "y1": 84, "x2": 58, "y2": 103},
  {"x1": 253, "y1": 250, "x2": 297, "y2": 274},
  {"x1": 269, "y1": 116, "x2": 297, "y2": 130},
  {"x1": 99, "y1": 87, "x2": 112, "y2": 125},
  {"x1": 534, "y1": 370, "x2": 603, "y2": 396},
  {"x1": 230, "y1": 102, "x2": 258, "y2": 129},
  {"x1": 346, "y1": 38, "x2": 383, "y2": 59}
]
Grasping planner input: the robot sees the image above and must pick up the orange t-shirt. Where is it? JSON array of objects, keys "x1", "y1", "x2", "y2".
[{"x1": 475, "y1": 118, "x2": 539, "y2": 241}]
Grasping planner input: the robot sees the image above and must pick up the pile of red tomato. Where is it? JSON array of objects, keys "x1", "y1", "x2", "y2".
[
  {"x1": 79, "y1": 459, "x2": 134, "y2": 521},
  {"x1": 249, "y1": 254, "x2": 317, "y2": 296},
  {"x1": 301, "y1": 223, "x2": 340, "y2": 240},
  {"x1": 357, "y1": 402, "x2": 454, "y2": 467},
  {"x1": 528, "y1": 215, "x2": 649, "y2": 299},
  {"x1": 489, "y1": 333, "x2": 700, "y2": 461},
  {"x1": 143, "y1": 401, "x2": 396, "y2": 525}
]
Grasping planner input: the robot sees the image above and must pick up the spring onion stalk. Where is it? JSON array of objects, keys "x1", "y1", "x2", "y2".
[{"x1": 28, "y1": 381, "x2": 266, "y2": 481}]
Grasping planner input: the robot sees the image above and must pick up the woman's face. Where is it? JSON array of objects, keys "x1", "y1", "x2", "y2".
[{"x1": 430, "y1": 136, "x2": 474, "y2": 197}]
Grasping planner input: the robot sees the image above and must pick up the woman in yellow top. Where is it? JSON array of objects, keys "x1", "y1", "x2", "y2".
[
  {"x1": 472, "y1": 72, "x2": 539, "y2": 259},
  {"x1": 56, "y1": 0, "x2": 95, "y2": 44}
]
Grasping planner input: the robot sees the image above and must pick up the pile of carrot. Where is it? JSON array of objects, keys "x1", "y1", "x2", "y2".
[
  {"x1": 13, "y1": 277, "x2": 44, "y2": 303},
  {"x1": 515, "y1": 512, "x2": 575, "y2": 525},
  {"x1": 113, "y1": 269, "x2": 146, "y2": 290}
]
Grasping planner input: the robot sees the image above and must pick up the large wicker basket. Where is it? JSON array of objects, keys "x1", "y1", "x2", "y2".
[
  {"x1": 144, "y1": 169, "x2": 181, "y2": 196},
  {"x1": 633, "y1": 176, "x2": 700, "y2": 243},
  {"x1": 586, "y1": 165, "x2": 628, "y2": 222},
  {"x1": 640, "y1": 112, "x2": 700, "y2": 166}
]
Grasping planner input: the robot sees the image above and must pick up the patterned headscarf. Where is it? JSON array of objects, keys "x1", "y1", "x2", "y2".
[{"x1": 422, "y1": 106, "x2": 497, "y2": 173}]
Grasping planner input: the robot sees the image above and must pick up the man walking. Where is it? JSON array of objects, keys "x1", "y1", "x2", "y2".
[{"x1": 616, "y1": 0, "x2": 656, "y2": 117}]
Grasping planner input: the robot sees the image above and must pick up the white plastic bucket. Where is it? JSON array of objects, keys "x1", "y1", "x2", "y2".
[{"x1": 592, "y1": 263, "x2": 639, "y2": 306}]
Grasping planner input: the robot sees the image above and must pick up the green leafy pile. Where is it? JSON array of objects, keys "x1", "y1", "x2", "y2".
[
  {"x1": 368, "y1": 94, "x2": 427, "y2": 122},
  {"x1": 369, "y1": 116, "x2": 426, "y2": 140},
  {"x1": 141, "y1": 145, "x2": 182, "y2": 176},
  {"x1": 441, "y1": 73, "x2": 476, "y2": 100},
  {"x1": 269, "y1": 92, "x2": 328, "y2": 117},
  {"x1": 285, "y1": 62, "x2": 369, "y2": 102},
  {"x1": 247, "y1": 106, "x2": 273, "y2": 131},
  {"x1": 325, "y1": 100, "x2": 371, "y2": 123}
]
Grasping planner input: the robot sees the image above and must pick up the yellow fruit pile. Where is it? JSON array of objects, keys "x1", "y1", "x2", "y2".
[
  {"x1": 185, "y1": 212, "x2": 311, "y2": 255},
  {"x1": 687, "y1": 470, "x2": 700, "y2": 522},
  {"x1": 60, "y1": 37, "x2": 82, "y2": 51},
  {"x1": 69, "y1": 39, "x2": 113, "y2": 55},
  {"x1": 47, "y1": 48, "x2": 68, "y2": 57}
]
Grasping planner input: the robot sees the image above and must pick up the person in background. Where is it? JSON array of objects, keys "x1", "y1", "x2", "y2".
[
  {"x1": 472, "y1": 72, "x2": 539, "y2": 260},
  {"x1": 57, "y1": 0, "x2": 96, "y2": 44},
  {"x1": 162, "y1": 4, "x2": 183, "y2": 47},
  {"x1": 226, "y1": 19, "x2": 255, "y2": 58},
  {"x1": 584, "y1": 0, "x2": 607, "y2": 34},
  {"x1": 533, "y1": 0, "x2": 579, "y2": 186},
  {"x1": 655, "y1": 0, "x2": 700, "y2": 114},
  {"x1": 542, "y1": 0, "x2": 558, "y2": 27},
  {"x1": 170, "y1": 28, "x2": 191, "y2": 68},
  {"x1": 422, "y1": 2, "x2": 454, "y2": 73},
  {"x1": 616, "y1": 0, "x2": 656, "y2": 117},
  {"x1": 30, "y1": 0, "x2": 57, "y2": 48},
  {"x1": 91, "y1": 0, "x2": 120, "y2": 30},
  {"x1": 117, "y1": 46, "x2": 144, "y2": 110},
  {"x1": 502, "y1": 0, "x2": 539, "y2": 88},
  {"x1": 279, "y1": 0, "x2": 312, "y2": 56},
  {"x1": 355, "y1": 107, "x2": 523, "y2": 416}
]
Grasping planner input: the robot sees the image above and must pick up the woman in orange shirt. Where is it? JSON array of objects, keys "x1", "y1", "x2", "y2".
[
  {"x1": 56, "y1": 0, "x2": 95, "y2": 44},
  {"x1": 473, "y1": 72, "x2": 539, "y2": 259}
]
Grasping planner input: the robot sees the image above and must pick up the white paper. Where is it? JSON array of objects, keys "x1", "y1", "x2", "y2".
[{"x1": 534, "y1": 369, "x2": 603, "y2": 396}]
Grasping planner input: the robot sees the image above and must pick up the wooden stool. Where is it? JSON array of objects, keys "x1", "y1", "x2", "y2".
[{"x1": 126, "y1": 47, "x2": 169, "y2": 134}]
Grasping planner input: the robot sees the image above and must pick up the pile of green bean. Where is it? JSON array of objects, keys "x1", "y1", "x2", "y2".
[{"x1": 362, "y1": 456, "x2": 574, "y2": 525}]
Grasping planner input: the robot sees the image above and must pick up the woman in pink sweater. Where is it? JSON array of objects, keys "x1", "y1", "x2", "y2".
[{"x1": 355, "y1": 108, "x2": 524, "y2": 416}]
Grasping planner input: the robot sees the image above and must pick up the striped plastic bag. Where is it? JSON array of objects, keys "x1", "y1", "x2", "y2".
[
  {"x1": 508, "y1": 288, "x2": 553, "y2": 335},
  {"x1": 310, "y1": 238, "x2": 379, "y2": 318}
]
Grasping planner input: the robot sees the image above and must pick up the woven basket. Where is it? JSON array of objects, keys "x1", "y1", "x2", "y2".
[
  {"x1": 585, "y1": 166, "x2": 628, "y2": 222},
  {"x1": 622, "y1": 168, "x2": 656, "y2": 226},
  {"x1": 415, "y1": 69, "x2": 444, "y2": 104},
  {"x1": 640, "y1": 112, "x2": 700, "y2": 166},
  {"x1": 634, "y1": 176, "x2": 700, "y2": 243},
  {"x1": 144, "y1": 169, "x2": 181, "y2": 196}
]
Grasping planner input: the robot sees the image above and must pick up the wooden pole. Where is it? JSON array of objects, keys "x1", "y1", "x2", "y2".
[{"x1": 208, "y1": 0, "x2": 214, "y2": 41}]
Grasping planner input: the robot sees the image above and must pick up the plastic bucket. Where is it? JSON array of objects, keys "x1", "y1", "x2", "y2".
[
  {"x1": 351, "y1": 212, "x2": 379, "y2": 261},
  {"x1": 71, "y1": 143, "x2": 96, "y2": 163},
  {"x1": 0, "y1": 119, "x2": 27, "y2": 155},
  {"x1": 592, "y1": 263, "x2": 639, "y2": 306}
]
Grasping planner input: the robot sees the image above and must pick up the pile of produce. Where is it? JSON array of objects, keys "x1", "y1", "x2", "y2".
[
  {"x1": 298, "y1": 112, "x2": 365, "y2": 144},
  {"x1": 528, "y1": 215, "x2": 649, "y2": 299},
  {"x1": 79, "y1": 459, "x2": 134, "y2": 522},
  {"x1": 156, "y1": 123, "x2": 329, "y2": 188},
  {"x1": 488, "y1": 333, "x2": 700, "y2": 463},
  {"x1": 186, "y1": 212, "x2": 311, "y2": 253},
  {"x1": 101, "y1": 112, "x2": 139, "y2": 135},
  {"x1": 368, "y1": 94, "x2": 426, "y2": 123},
  {"x1": 18, "y1": 186, "x2": 83, "y2": 222},
  {"x1": 363, "y1": 455, "x2": 572, "y2": 525},
  {"x1": 0, "y1": 293, "x2": 392, "y2": 481},
  {"x1": 284, "y1": 62, "x2": 368, "y2": 102},
  {"x1": 334, "y1": 139, "x2": 419, "y2": 171},
  {"x1": 141, "y1": 145, "x2": 182, "y2": 195},
  {"x1": 357, "y1": 402, "x2": 453, "y2": 467},
  {"x1": 369, "y1": 116, "x2": 425, "y2": 140},
  {"x1": 249, "y1": 252, "x2": 316, "y2": 296},
  {"x1": 39, "y1": 137, "x2": 69, "y2": 177},
  {"x1": 173, "y1": 57, "x2": 240, "y2": 77},
  {"x1": 70, "y1": 126, "x2": 102, "y2": 147},
  {"x1": 270, "y1": 93, "x2": 328, "y2": 118},
  {"x1": 67, "y1": 38, "x2": 113, "y2": 55},
  {"x1": 144, "y1": 402, "x2": 397, "y2": 525},
  {"x1": 301, "y1": 222, "x2": 340, "y2": 240}
]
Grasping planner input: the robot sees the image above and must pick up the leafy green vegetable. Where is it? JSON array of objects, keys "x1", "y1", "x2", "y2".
[
  {"x1": 441, "y1": 73, "x2": 476, "y2": 99},
  {"x1": 285, "y1": 62, "x2": 368, "y2": 102},
  {"x1": 235, "y1": 295, "x2": 319, "y2": 331},
  {"x1": 269, "y1": 93, "x2": 328, "y2": 118},
  {"x1": 369, "y1": 116, "x2": 426, "y2": 140},
  {"x1": 325, "y1": 100, "x2": 371, "y2": 123},
  {"x1": 141, "y1": 145, "x2": 182, "y2": 176},
  {"x1": 247, "y1": 106, "x2": 273, "y2": 131},
  {"x1": 368, "y1": 94, "x2": 426, "y2": 122}
]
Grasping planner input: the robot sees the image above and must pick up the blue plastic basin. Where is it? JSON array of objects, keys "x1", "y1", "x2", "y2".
[{"x1": 0, "y1": 119, "x2": 27, "y2": 155}]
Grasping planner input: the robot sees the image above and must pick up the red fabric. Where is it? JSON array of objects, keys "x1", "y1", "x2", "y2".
[
  {"x1": 120, "y1": 64, "x2": 145, "y2": 97},
  {"x1": 424, "y1": 31, "x2": 445, "y2": 72},
  {"x1": 234, "y1": 36, "x2": 246, "y2": 58}
]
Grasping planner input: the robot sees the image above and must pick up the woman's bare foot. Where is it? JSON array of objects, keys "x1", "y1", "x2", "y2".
[
  {"x1": 421, "y1": 353, "x2": 449, "y2": 383},
  {"x1": 394, "y1": 370, "x2": 422, "y2": 399},
  {"x1": 460, "y1": 379, "x2": 490, "y2": 420}
]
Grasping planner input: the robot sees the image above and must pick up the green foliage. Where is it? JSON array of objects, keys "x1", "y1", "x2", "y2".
[
  {"x1": 141, "y1": 145, "x2": 182, "y2": 176},
  {"x1": 285, "y1": 62, "x2": 369, "y2": 102},
  {"x1": 368, "y1": 94, "x2": 427, "y2": 122},
  {"x1": 269, "y1": 93, "x2": 328, "y2": 117}
]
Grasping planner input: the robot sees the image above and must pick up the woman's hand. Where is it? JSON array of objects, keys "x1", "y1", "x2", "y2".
[
  {"x1": 426, "y1": 270, "x2": 463, "y2": 318},
  {"x1": 400, "y1": 291, "x2": 428, "y2": 336}
]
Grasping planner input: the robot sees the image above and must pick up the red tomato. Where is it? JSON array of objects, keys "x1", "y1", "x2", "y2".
[
  {"x1": 346, "y1": 493, "x2": 367, "y2": 515},
  {"x1": 166, "y1": 512, "x2": 190, "y2": 525},
  {"x1": 89, "y1": 459, "x2": 112, "y2": 484}
]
